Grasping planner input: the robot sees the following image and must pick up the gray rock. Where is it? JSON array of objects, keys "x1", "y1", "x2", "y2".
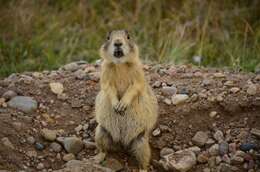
[
  {"x1": 35, "y1": 142, "x2": 45, "y2": 150},
  {"x1": 231, "y1": 156, "x2": 244, "y2": 165},
  {"x1": 219, "y1": 142, "x2": 229, "y2": 156},
  {"x1": 192, "y1": 131, "x2": 208, "y2": 147},
  {"x1": 165, "y1": 150, "x2": 196, "y2": 172},
  {"x1": 206, "y1": 138, "x2": 215, "y2": 146},
  {"x1": 41, "y1": 128, "x2": 57, "y2": 141},
  {"x1": 171, "y1": 94, "x2": 189, "y2": 105},
  {"x1": 152, "y1": 81, "x2": 161, "y2": 88},
  {"x1": 209, "y1": 111, "x2": 217, "y2": 118},
  {"x1": 230, "y1": 87, "x2": 240, "y2": 93},
  {"x1": 26, "y1": 150, "x2": 37, "y2": 158},
  {"x1": 202, "y1": 79, "x2": 212, "y2": 86},
  {"x1": 63, "y1": 137, "x2": 84, "y2": 154},
  {"x1": 187, "y1": 146, "x2": 201, "y2": 155},
  {"x1": 83, "y1": 140, "x2": 96, "y2": 149},
  {"x1": 12, "y1": 122, "x2": 22, "y2": 131},
  {"x1": 53, "y1": 159, "x2": 114, "y2": 172},
  {"x1": 27, "y1": 136, "x2": 35, "y2": 145},
  {"x1": 1, "y1": 137, "x2": 14, "y2": 149},
  {"x1": 2, "y1": 90, "x2": 17, "y2": 100},
  {"x1": 216, "y1": 156, "x2": 222, "y2": 165},
  {"x1": 63, "y1": 62, "x2": 79, "y2": 72},
  {"x1": 209, "y1": 144, "x2": 219, "y2": 156},
  {"x1": 75, "y1": 125, "x2": 83, "y2": 133},
  {"x1": 50, "y1": 142, "x2": 62, "y2": 153},
  {"x1": 161, "y1": 86, "x2": 177, "y2": 96},
  {"x1": 213, "y1": 130, "x2": 224, "y2": 143},
  {"x1": 63, "y1": 153, "x2": 75, "y2": 162},
  {"x1": 247, "y1": 84, "x2": 257, "y2": 95},
  {"x1": 231, "y1": 150, "x2": 245, "y2": 165},
  {"x1": 8, "y1": 96, "x2": 37, "y2": 113},
  {"x1": 36, "y1": 163, "x2": 44, "y2": 170},
  {"x1": 250, "y1": 128, "x2": 260, "y2": 138},
  {"x1": 163, "y1": 98, "x2": 172, "y2": 105},
  {"x1": 74, "y1": 69, "x2": 89, "y2": 80},
  {"x1": 203, "y1": 167, "x2": 211, "y2": 172},
  {"x1": 160, "y1": 147, "x2": 174, "y2": 158}
]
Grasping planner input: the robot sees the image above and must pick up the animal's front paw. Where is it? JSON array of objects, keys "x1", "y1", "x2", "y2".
[{"x1": 114, "y1": 100, "x2": 129, "y2": 115}]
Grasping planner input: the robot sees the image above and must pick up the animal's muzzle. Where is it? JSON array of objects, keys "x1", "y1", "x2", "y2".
[{"x1": 114, "y1": 48, "x2": 124, "y2": 58}]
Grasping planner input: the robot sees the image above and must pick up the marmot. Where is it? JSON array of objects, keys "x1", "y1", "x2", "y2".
[{"x1": 95, "y1": 30, "x2": 158, "y2": 172}]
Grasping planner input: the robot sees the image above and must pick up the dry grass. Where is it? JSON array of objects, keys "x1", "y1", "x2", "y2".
[{"x1": 0, "y1": 0, "x2": 260, "y2": 77}]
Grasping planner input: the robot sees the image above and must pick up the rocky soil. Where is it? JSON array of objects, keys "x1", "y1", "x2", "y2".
[{"x1": 0, "y1": 61, "x2": 260, "y2": 172}]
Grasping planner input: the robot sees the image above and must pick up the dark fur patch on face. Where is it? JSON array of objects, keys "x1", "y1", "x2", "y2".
[{"x1": 128, "y1": 41, "x2": 135, "y2": 52}]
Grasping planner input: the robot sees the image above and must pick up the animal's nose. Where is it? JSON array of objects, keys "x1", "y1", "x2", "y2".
[{"x1": 114, "y1": 42, "x2": 122, "y2": 47}]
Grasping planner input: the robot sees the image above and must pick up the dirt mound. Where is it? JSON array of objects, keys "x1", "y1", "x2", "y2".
[{"x1": 0, "y1": 62, "x2": 259, "y2": 172}]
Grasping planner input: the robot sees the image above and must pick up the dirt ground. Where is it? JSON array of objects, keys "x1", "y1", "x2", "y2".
[{"x1": 0, "y1": 62, "x2": 259, "y2": 172}]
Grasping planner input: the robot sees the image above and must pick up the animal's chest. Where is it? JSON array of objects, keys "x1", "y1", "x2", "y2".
[{"x1": 113, "y1": 67, "x2": 133, "y2": 98}]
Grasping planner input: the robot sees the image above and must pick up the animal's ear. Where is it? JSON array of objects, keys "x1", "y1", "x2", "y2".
[
  {"x1": 106, "y1": 31, "x2": 112, "y2": 40},
  {"x1": 124, "y1": 30, "x2": 130, "y2": 39}
]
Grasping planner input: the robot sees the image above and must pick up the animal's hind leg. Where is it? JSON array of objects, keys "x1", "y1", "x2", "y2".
[
  {"x1": 94, "y1": 125, "x2": 113, "y2": 163},
  {"x1": 130, "y1": 134, "x2": 151, "y2": 171}
]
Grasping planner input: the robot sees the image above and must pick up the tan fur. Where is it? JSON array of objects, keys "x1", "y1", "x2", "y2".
[{"x1": 95, "y1": 30, "x2": 158, "y2": 171}]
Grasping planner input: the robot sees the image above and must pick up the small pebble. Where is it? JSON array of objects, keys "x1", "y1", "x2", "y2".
[
  {"x1": 27, "y1": 136, "x2": 35, "y2": 145},
  {"x1": 152, "y1": 128, "x2": 161, "y2": 137},
  {"x1": 50, "y1": 142, "x2": 62, "y2": 153},
  {"x1": 35, "y1": 142, "x2": 45, "y2": 150},
  {"x1": 209, "y1": 111, "x2": 217, "y2": 118},
  {"x1": 240, "y1": 143, "x2": 256, "y2": 152},
  {"x1": 219, "y1": 142, "x2": 229, "y2": 156},
  {"x1": 63, "y1": 153, "x2": 75, "y2": 162},
  {"x1": 36, "y1": 163, "x2": 44, "y2": 170}
]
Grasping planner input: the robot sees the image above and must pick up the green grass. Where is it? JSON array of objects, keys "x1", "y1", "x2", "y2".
[{"x1": 0, "y1": 0, "x2": 260, "y2": 77}]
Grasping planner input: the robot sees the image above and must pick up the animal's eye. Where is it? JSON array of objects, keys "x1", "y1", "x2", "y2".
[
  {"x1": 127, "y1": 35, "x2": 130, "y2": 39},
  {"x1": 107, "y1": 36, "x2": 110, "y2": 40}
]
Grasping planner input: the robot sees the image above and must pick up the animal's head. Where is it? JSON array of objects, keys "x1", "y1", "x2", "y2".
[{"x1": 100, "y1": 30, "x2": 139, "y2": 64}]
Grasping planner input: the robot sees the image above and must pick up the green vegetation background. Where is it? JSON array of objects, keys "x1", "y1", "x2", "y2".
[{"x1": 0, "y1": 0, "x2": 260, "y2": 77}]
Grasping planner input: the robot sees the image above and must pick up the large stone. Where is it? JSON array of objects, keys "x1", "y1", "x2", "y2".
[
  {"x1": 160, "y1": 147, "x2": 175, "y2": 158},
  {"x1": 171, "y1": 94, "x2": 189, "y2": 105},
  {"x1": 53, "y1": 159, "x2": 114, "y2": 172},
  {"x1": 63, "y1": 137, "x2": 84, "y2": 154},
  {"x1": 8, "y1": 96, "x2": 37, "y2": 113},
  {"x1": 165, "y1": 150, "x2": 196, "y2": 172},
  {"x1": 192, "y1": 131, "x2": 208, "y2": 147}
]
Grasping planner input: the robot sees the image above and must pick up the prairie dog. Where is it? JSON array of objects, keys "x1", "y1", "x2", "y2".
[{"x1": 95, "y1": 30, "x2": 158, "y2": 171}]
